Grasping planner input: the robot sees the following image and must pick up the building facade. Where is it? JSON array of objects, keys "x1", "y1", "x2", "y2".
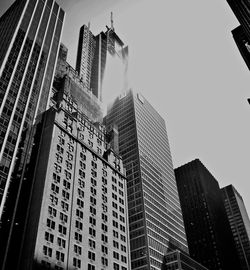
[
  {"x1": 0, "y1": 0, "x2": 65, "y2": 268},
  {"x1": 16, "y1": 78, "x2": 130, "y2": 269},
  {"x1": 105, "y1": 90, "x2": 188, "y2": 270},
  {"x1": 162, "y1": 250, "x2": 209, "y2": 270},
  {"x1": 175, "y1": 159, "x2": 240, "y2": 270},
  {"x1": 221, "y1": 185, "x2": 250, "y2": 270}
]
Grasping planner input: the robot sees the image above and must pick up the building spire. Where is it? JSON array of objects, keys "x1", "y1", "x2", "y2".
[{"x1": 111, "y1": 11, "x2": 114, "y2": 31}]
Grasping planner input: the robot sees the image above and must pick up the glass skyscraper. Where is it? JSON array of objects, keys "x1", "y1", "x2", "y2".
[
  {"x1": 105, "y1": 90, "x2": 188, "y2": 270},
  {"x1": 221, "y1": 185, "x2": 250, "y2": 270},
  {"x1": 0, "y1": 0, "x2": 65, "y2": 268}
]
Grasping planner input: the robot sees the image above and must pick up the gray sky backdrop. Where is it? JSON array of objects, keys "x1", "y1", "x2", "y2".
[{"x1": 1, "y1": 0, "x2": 250, "y2": 214}]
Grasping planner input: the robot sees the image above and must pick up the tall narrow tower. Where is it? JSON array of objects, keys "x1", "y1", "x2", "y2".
[
  {"x1": 76, "y1": 14, "x2": 128, "y2": 102},
  {"x1": 221, "y1": 185, "x2": 250, "y2": 270},
  {"x1": 175, "y1": 159, "x2": 240, "y2": 270},
  {"x1": 0, "y1": 0, "x2": 65, "y2": 268},
  {"x1": 105, "y1": 90, "x2": 188, "y2": 270}
]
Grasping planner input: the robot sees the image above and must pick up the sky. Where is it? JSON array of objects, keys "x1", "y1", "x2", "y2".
[{"x1": 1, "y1": 1, "x2": 249, "y2": 214}]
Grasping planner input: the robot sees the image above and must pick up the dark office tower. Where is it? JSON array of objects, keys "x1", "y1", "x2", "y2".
[
  {"x1": 175, "y1": 159, "x2": 240, "y2": 270},
  {"x1": 221, "y1": 185, "x2": 250, "y2": 270},
  {"x1": 76, "y1": 15, "x2": 128, "y2": 101},
  {"x1": 225, "y1": 0, "x2": 250, "y2": 70},
  {"x1": 0, "y1": 0, "x2": 65, "y2": 268},
  {"x1": 226, "y1": 0, "x2": 250, "y2": 39},
  {"x1": 232, "y1": 25, "x2": 250, "y2": 70},
  {"x1": 105, "y1": 90, "x2": 188, "y2": 270}
]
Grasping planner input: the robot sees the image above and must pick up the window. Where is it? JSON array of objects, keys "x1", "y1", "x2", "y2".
[
  {"x1": 59, "y1": 212, "x2": 68, "y2": 223},
  {"x1": 89, "y1": 239, "x2": 96, "y2": 249},
  {"x1": 101, "y1": 257, "x2": 108, "y2": 266},
  {"x1": 88, "y1": 264, "x2": 95, "y2": 270},
  {"x1": 90, "y1": 196, "x2": 96, "y2": 205},
  {"x1": 53, "y1": 173, "x2": 60, "y2": 183},
  {"x1": 43, "y1": 245, "x2": 52, "y2": 257},
  {"x1": 73, "y1": 257, "x2": 81, "y2": 268},
  {"x1": 77, "y1": 198, "x2": 84, "y2": 208},
  {"x1": 89, "y1": 216, "x2": 96, "y2": 226},
  {"x1": 75, "y1": 220, "x2": 83, "y2": 230},
  {"x1": 113, "y1": 230, "x2": 118, "y2": 238},
  {"x1": 102, "y1": 177, "x2": 107, "y2": 185},
  {"x1": 79, "y1": 169, "x2": 85, "y2": 179},
  {"x1": 63, "y1": 179, "x2": 70, "y2": 190},
  {"x1": 121, "y1": 234, "x2": 126, "y2": 242},
  {"x1": 120, "y1": 215, "x2": 125, "y2": 223},
  {"x1": 91, "y1": 169, "x2": 97, "y2": 178},
  {"x1": 75, "y1": 232, "x2": 82, "y2": 242},
  {"x1": 48, "y1": 206, "x2": 57, "y2": 217},
  {"x1": 47, "y1": 219, "x2": 55, "y2": 230},
  {"x1": 113, "y1": 251, "x2": 119, "y2": 260},
  {"x1": 121, "y1": 245, "x2": 126, "y2": 252},
  {"x1": 51, "y1": 183, "x2": 59, "y2": 194},
  {"x1": 78, "y1": 188, "x2": 84, "y2": 198},
  {"x1": 57, "y1": 237, "x2": 66, "y2": 248},
  {"x1": 45, "y1": 232, "x2": 54, "y2": 243},
  {"x1": 112, "y1": 184, "x2": 117, "y2": 192},
  {"x1": 56, "y1": 153, "x2": 63, "y2": 164},
  {"x1": 102, "y1": 213, "x2": 108, "y2": 222},
  {"x1": 54, "y1": 163, "x2": 62, "y2": 173},
  {"x1": 102, "y1": 245, "x2": 108, "y2": 254},
  {"x1": 114, "y1": 262, "x2": 120, "y2": 270},
  {"x1": 113, "y1": 211, "x2": 118, "y2": 218},
  {"x1": 74, "y1": 245, "x2": 82, "y2": 255},
  {"x1": 59, "y1": 137, "x2": 65, "y2": 145},
  {"x1": 57, "y1": 144, "x2": 64, "y2": 154},
  {"x1": 80, "y1": 161, "x2": 86, "y2": 169},
  {"x1": 119, "y1": 206, "x2": 125, "y2": 214},
  {"x1": 112, "y1": 177, "x2": 117, "y2": 184},
  {"x1": 112, "y1": 202, "x2": 117, "y2": 209},
  {"x1": 78, "y1": 179, "x2": 85, "y2": 188},
  {"x1": 121, "y1": 255, "x2": 127, "y2": 263},
  {"x1": 113, "y1": 240, "x2": 119, "y2": 248},
  {"x1": 62, "y1": 190, "x2": 70, "y2": 200},
  {"x1": 102, "y1": 194, "x2": 107, "y2": 203},
  {"x1": 56, "y1": 251, "x2": 65, "y2": 262},
  {"x1": 113, "y1": 220, "x2": 118, "y2": 228},
  {"x1": 61, "y1": 201, "x2": 69, "y2": 212},
  {"x1": 91, "y1": 178, "x2": 97, "y2": 186},
  {"x1": 89, "y1": 227, "x2": 96, "y2": 237},
  {"x1": 102, "y1": 186, "x2": 107, "y2": 194},
  {"x1": 67, "y1": 152, "x2": 73, "y2": 161},
  {"x1": 80, "y1": 152, "x2": 86, "y2": 160},
  {"x1": 58, "y1": 224, "x2": 67, "y2": 235},
  {"x1": 76, "y1": 209, "x2": 83, "y2": 219},
  {"x1": 88, "y1": 251, "x2": 95, "y2": 261},
  {"x1": 119, "y1": 198, "x2": 124, "y2": 205},
  {"x1": 101, "y1": 234, "x2": 108, "y2": 243},
  {"x1": 65, "y1": 169, "x2": 71, "y2": 179},
  {"x1": 102, "y1": 223, "x2": 108, "y2": 232},
  {"x1": 91, "y1": 187, "x2": 96, "y2": 195},
  {"x1": 50, "y1": 194, "x2": 58, "y2": 205}
]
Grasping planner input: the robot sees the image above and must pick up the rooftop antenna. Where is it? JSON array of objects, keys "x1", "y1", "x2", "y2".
[{"x1": 111, "y1": 11, "x2": 114, "y2": 31}]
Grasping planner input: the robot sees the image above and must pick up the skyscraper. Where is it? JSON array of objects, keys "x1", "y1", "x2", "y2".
[
  {"x1": 105, "y1": 90, "x2": 188, "y2": 270},
  {"x1": 175, "y1": 159, "x2": 240, "y2": 270},
  {"x1": 232, "y1": 25, "x2": 250, "y2": 70},
  {"x1": 221, "y1": 184, "x2": 250, "y2": 270},
  {"x1": 15, "y1": 78, "x2": 130, "y2": 270},
  {"x1": 225, "y1": 0, "x2": 250, "y2": 70},
  {"x1": 0, "y1": 0, "x2": 65, "y2": 268},
  {"x1": 76, "y1": 16, "x2": 128, "y2": 102}
]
